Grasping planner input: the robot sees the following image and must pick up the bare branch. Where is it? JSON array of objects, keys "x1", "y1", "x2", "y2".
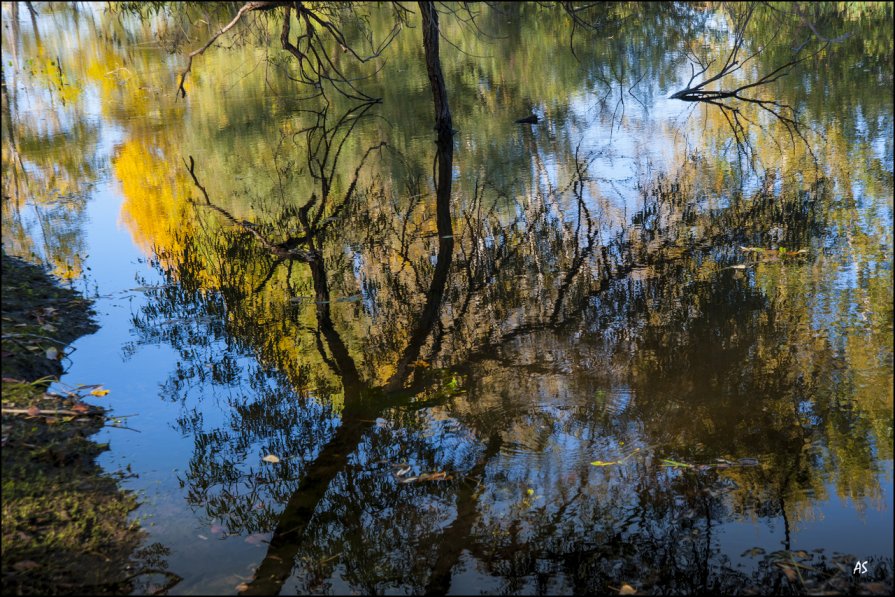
[{"x1": 176, "y1": 1, "x2": 283, "y2": 99}]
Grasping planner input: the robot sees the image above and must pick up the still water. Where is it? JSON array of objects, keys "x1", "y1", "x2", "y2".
[{"x1": 2, "y1": 2, "x2": 892, "y2": 594}]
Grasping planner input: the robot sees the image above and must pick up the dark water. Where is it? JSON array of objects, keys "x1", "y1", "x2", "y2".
[{"x1": 2, "y1": 2, "x2": 892, "y2": 594}]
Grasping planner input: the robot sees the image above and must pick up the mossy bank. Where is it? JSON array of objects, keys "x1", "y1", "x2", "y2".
[{"x1": 1, "y1": 253, "x2": 166, "y2": 594}]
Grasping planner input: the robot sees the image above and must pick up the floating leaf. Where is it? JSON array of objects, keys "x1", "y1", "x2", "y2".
[
  {"x1": 245, "y1": 533, "x2": 267, "y2": 545},
  {"x1": 71, "y1": 403, "x2": 90, "y2": 414},
  {"x1": 591, "y1": 460, "x2": 616, "y2": 467},
  {"x1": 90, "y1": 388, "x2": 110, "y2": 397},
  {"x1": 26, "y1": 405, "x2": 40, "y2": 417},
  {"x1": 262, "y1": 454, "x2": 280, "y2": 464},
  {"x1": 418, "y1": 471, "x2": 451, "y2": 482},
  {"x1": 661, "y1": 459, "x2": 694, "y2": 468},
  {"x1": 198, "y1": 534, "x2": 208, "y2": 540},
  {"x1": 13, "y1": 560, "x2": 40, "y2": 572},
  {"x1": 619, "y1": 584, "x2": 637, "y2": 595},
  {"x1": 861, "y1": 582, "x2": 891, "y2": 595},
  {"x1": 777, "y1": 563, "x2": 798, "y2": 582},
  {"x1": 526, "y1": 488, "x2": 535, "y2": 496},
  {"x1": 236, "y1": 583, "x2": 249, "y2": 592}
]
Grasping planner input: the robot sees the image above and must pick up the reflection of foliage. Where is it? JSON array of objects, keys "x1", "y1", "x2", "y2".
[
  {"x1": 4, "y1": 2, "x2": 891, "y2": 594},
  {"x1": 127, "y1": 140, "x2": 891, "y2": 592},
  {"x1": 114, "y1": 137, "x2": 207, "y2": 278}
]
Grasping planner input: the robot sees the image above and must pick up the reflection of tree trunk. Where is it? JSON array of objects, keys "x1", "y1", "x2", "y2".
[
  {"x1": 242, "y1": 213, "x2": 455, "y2": 594},
  {"x1": 424, "y1": 432, "x2": 502, "y2": 595},
  {"x1": 386, "y1": 130, "x2": 454, "y2": 390},
  {"x1": 307, "y1": 253, "x2": 362, "y2": 389},
  {"x1": 241, "y1": 399, "x2": 374, "y2": 596},
  {"x1": 241, "y1": 7, "x2": 458, "y2": 592},
  {"x1": 386, "y1": 3, "x2": 455, "y2": 388},
  {"x1": 419, "y1": 2, "x2": 453, "y2": 138},
  {"x1": 242, "y1": 147, "x2": 455, "y2": 594}
]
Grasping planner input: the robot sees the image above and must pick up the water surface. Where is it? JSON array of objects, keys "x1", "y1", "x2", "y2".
[{"x1": 2, "y1": 2, "x2": 892, "y2": 594}]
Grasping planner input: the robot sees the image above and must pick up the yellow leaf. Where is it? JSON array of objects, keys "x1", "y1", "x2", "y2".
[
  {"x1": 90, "y1": 388, "x2": 110, "y2": 397},
  {"x1": 262, "y1": 454, "x2": 280, "y2": 463},
  {"x1": 591, "y1": 460, "x2": 616, "y2": 467}
]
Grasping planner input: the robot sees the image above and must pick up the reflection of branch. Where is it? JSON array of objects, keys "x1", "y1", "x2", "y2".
[
  {"x1": 670, "y1": 5, "x2": 822, "y2": 165},
  {"x1": 424, "y1": 431, "x2": 503, "y2": 595},
  {"x1": 385, "y1": 125, "x2": 455, "y2": 391},
  {"x1": 176, "y1": 1, "x2": 281, "y2": 99},
  {"x1": 184, "y1": 156, "x2": 317, "y2": 261}
]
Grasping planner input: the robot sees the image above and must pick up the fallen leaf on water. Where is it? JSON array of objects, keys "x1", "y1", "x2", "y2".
[
  {"x1": 26, "y1": 405, "x2": 40, "y2": 417},
  {"x1": 417, "y1": 471, "x2": 451, "y2": 482},
  {"x1": 590, "y1": 460, "x2": 616, "y2": 467},
  {"x1": 861, "y1": 582, "x2": 891, "y2": 595},
  {"x1": 236, "y1": 583, "x2": 249, "y2": 592},
  {"x1": 661, "y1": 458, "x2": 695, "y2": 469},
  {"x1": 777, "y1": 563, "x2": 798, "y2": 582},
  {"x1": 90, "y1": 388, "x2": 110, "y2": 397},
  {"x1": 619, "y1": 583, "x2": 637, "y2": 595},
  {"x1": 71, "y1": 403, "x2": 90, "y2": 414},
  {"x1": 245, "y1": 533, "x2": 267, "y2": 545},
  {"x1": 526, "y1": 488, "x2": 535, "y2": 496},
  {"x1": 262, "y1": 454, "x2": 280, "y2": 464},
  {"x1": 198, "y1": 534, "x2": 208, "y2": 540},
  {"x1": 13, "y1": 560, "x2": 40, "y2": 572}
]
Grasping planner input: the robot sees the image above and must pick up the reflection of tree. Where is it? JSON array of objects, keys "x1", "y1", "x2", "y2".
[
  {"x1": 124, "y1": 110, "x2": 891, "y2": 591},
  {"x1": 106, "y1": 3, "x2": 891, "y2": 594}
]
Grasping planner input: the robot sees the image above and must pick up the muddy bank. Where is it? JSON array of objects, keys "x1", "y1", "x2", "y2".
[{"x1": 1, "y1": 253, "x2": 172, "y2": 594}]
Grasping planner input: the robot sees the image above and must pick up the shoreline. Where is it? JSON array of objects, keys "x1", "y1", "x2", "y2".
[{"x1": 1, "y1": 252, "x2": 166, "y2": 594}]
